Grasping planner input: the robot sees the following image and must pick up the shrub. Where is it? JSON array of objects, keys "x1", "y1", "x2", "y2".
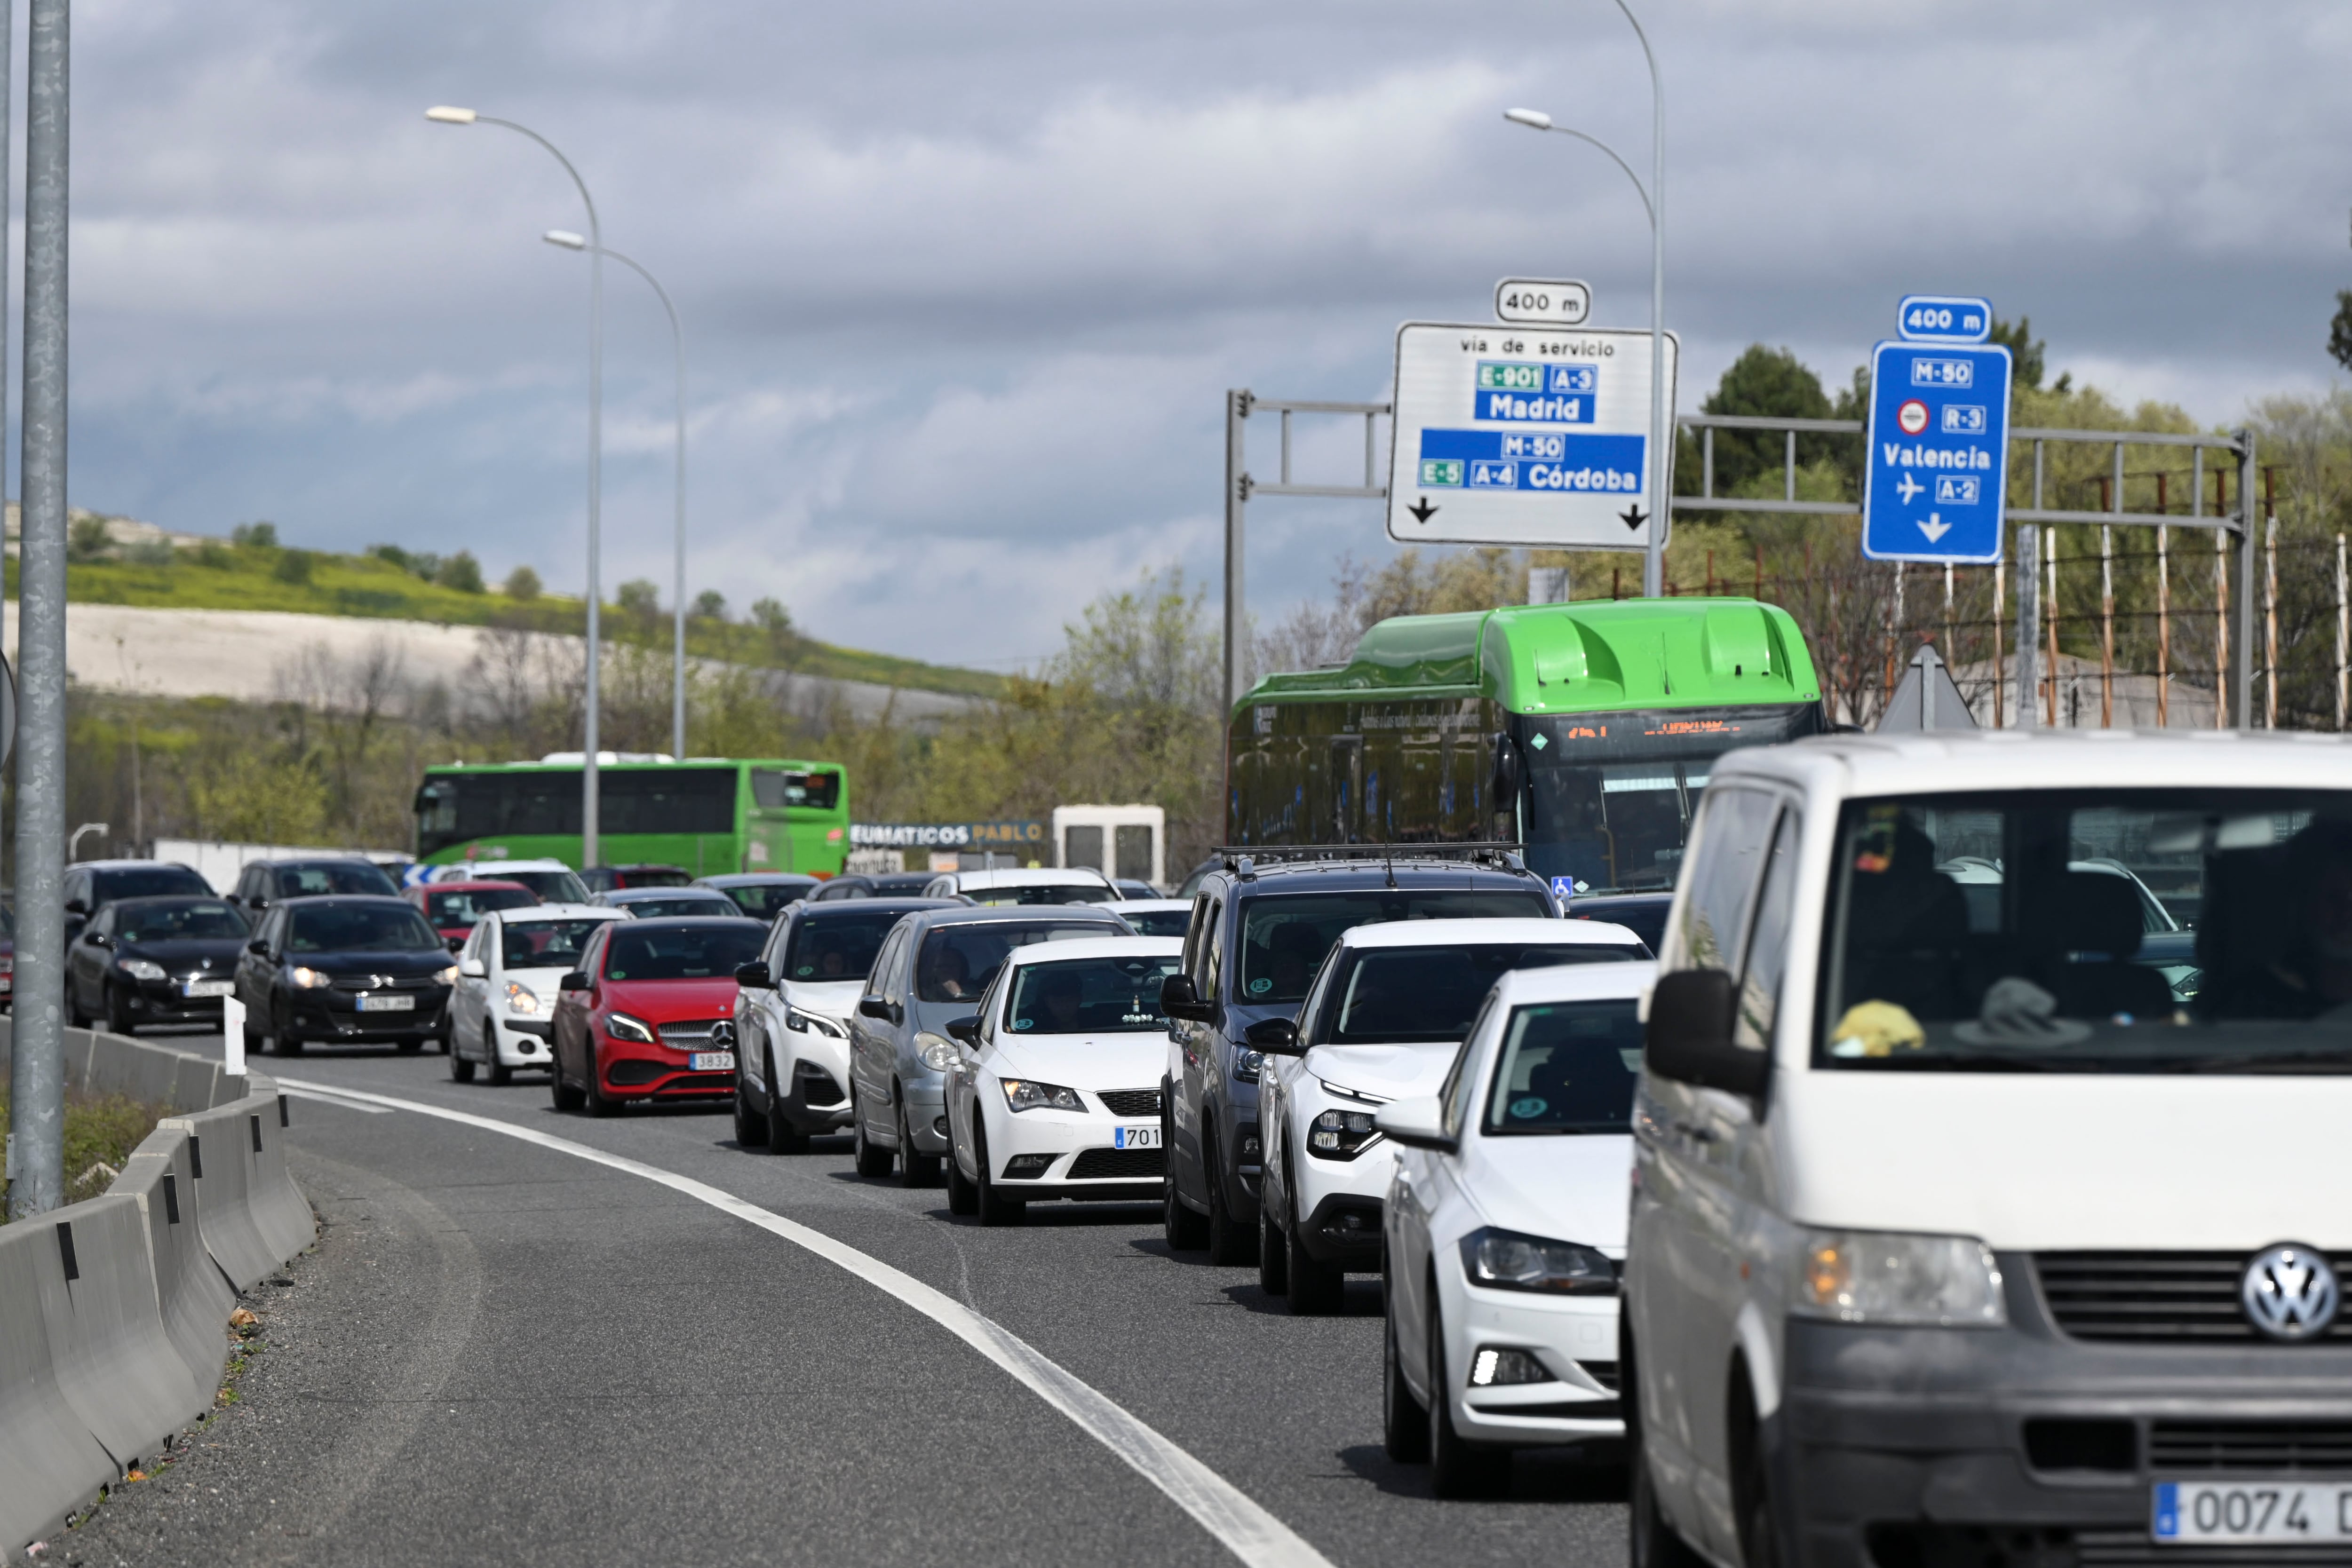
[
  {"x1": 435, "y1": 550, "x2": 484, "y2": 593},
  {"x1": 231, "y1": 522, "x2": 278, "y2": 548},
  {"x1": 273, "y1": 547, "x2": 316, "y2": 585},
  {"x1": 126, "y1": 535, "x2": 176, "y2": 567},
  {"x1": 692, "y1": 589, "x2": 728, "y2": 622},
  {"x1": 193, "y1": 541, "x2": 235, "y2": 570},
  {"x1": 67, "y1": 515, "x2": 113, "y2": 562},
  {"x1": 503, "y1": 564, "x2": 543, "y2": 602}
]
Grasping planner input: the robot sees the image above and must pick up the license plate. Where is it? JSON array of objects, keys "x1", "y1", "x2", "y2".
[
  {"x1": 356, "y1": 994, "x2": 416, "y2": 1013},
  {"x1": 181, "y1": 980, "x2": 234, "y2": 998},
  {"x1": 1112, "y1": 1125, "x2": 1160, "y2": 1149},
  {"x1": 2154, "y1": 1480, "x2": 2352, "y2": 1544},
  {"x1": 690, "y1": 1051, "x2": 737, "y2": 1072}
]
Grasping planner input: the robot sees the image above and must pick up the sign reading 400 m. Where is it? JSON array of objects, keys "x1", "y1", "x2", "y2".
[{"x1": 1388, "y1": 322, "x2": 1678, "y2": 549}]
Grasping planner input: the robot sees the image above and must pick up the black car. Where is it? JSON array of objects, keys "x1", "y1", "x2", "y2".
[
  {"x1": 809, "y1": 872, "x2": 942, "y2": 902},
  {"x1": 66, "y1": 895, "x2": 250, "y2": 1034},
  {"x1": 230, "y1": 857, "x2": 399, "y2": 913},
  {"x1": 1560, "y1": 891, "x2": 1669, "y2": 956},
  {"x1": 695, "y1": 873, "x2": 822, "y2": 920},
  {"x1": 64, "y1": 860, "x2": 214, "y2": 942},
  {"x1": 580, "y1": 863, "x2": 694, "y2": 894},
  {"x1": 234, "y1": 895, "x2": 458, "y2": 1055},
  {"x1": 1157, "y1": 848, "x2": 1557, "y2": 1263}
]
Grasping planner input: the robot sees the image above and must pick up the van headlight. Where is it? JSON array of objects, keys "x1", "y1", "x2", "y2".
[
  {"x1": 1308, "y1": 1108, "x2": 1380, "y2": 1160},
  {"x1": 1792, "y1": 1229, "x2": 2006, "y2": 1327}
]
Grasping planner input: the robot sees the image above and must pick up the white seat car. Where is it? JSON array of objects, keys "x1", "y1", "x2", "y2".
[
  {"x1": 922, "y1": 865, "x2": 1117, "y2": 907},
  {"x1": 1375, "y1": 959, "x2": 1651, "y2": 1497},
  {"x1": 427, "y1": 858, "x2": 592, "y2": 905},
  {"x1": 1102, "y1": 897, "x2": 1192, "y2": 939},
  {"x1": 731, "y1": 895, "x2": 952, "y2": 1153},
  {"x1": 940, "y1": 936, "x2": 1183, "y2": 1225},
  {"x1": 447, "y1": 904, "x2": 627, "y2": 1083},
  {"x1": 1255, "y1": 917, "x2": 1647, "y2": 1315}
]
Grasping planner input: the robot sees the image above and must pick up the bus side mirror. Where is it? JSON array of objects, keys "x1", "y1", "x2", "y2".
[
  {"x1": 1489, "y1": 733, "x2": 1522, "y2": 806},
  {"x1": 1645, "y1": 969, "x2": 1767, "y2": 1098}
]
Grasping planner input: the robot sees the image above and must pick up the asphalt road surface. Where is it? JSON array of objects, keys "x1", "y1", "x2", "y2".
[{"x1": 58, "y1": 1031, "x2": 1628, "y2": 1568}]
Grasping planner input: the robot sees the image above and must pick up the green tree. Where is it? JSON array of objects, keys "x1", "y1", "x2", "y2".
[
  {"x1": 502, "y1": 563, "x2": 542, "y2": 602},
  {"x1": 1692, "y1": 345, "x2": 1835, "y2": 495},
  {"x1": 186, "y1": 749, "x2": 329, "y2": 843},
  {"x1": 692, "y1": 589, "x2": 728, "y2": 622},
  {"x1": 616, "y1": 579, "x2": 660, "y2": 618},
  {"x1": 2328, "y1": 292, "x2": 2352, "y2": 375},
  {"x1": 67, "y1": 515, "x2": 113, "y2": 562},
  {"x1": 231, "y1": 522, "x2": 278, "y2": 548},
  {"x1": 1989, "y1": 315, "x2": 2069, "y2": 394},
  {"x1": 272, "y1": 548, "x2": 316, "y2": 585},
  {"x1": 435, "y1": 550, "x2": 485, "y2": 593}
]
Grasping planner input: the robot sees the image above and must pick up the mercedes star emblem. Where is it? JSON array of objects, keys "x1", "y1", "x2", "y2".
[{"x1": 2242, "y1": 1244, "x2": 2339, "y2": 1341}]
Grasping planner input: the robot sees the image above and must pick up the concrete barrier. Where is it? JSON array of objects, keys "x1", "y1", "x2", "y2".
[
  {"x1": 47, "y1": 1194, "x2": 209, "y2": 1467},
  {"x1": 240, "y1": 1078, "x2": 313, "y2": 1266},
  {"x1": 0, "y1": 1220, "x2": 120, "y2": 1551},
  {"x1": 113, "y1": 1128, "x2": 230, "y2": 1421},
  {"x1": 158, "y1": 1101, "x2": 279, "y2": 1292}
]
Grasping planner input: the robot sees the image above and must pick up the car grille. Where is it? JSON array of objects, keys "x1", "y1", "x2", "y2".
[
  {"x1": 1068, "y1": 1147, "x2": 1164, "y2": 1180},
  {"x1": 2150, "y1": 1421, "x2": 2352, "y2": 1473},
  {"x1": 1577, "y1": 1361, "x2": 1621, "y2": 1394},
  {"x1": 329, "y1": 974, "x2": 439, "y2": 992},
  {"x1": 657, "y1": 1019, "x2": 730, "y2": 1047},
  {"x1": 608, "y1": 1059, "x2": 669, "y2": 1086},
  {"x1": 2034, "y1": 1252, "x2": 2352, "y2": 1342},
  {"x1": 1096, "y1": 1088, "x2": 1161, "y2": 1117},
  {"x1": 794, "y1": 1065, "x2": 845, "y2": 1107}
]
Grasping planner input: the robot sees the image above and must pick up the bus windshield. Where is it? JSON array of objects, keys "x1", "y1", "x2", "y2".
[{"x1": 1519, "y1": 705, "x2": 1820, "y2": 895}]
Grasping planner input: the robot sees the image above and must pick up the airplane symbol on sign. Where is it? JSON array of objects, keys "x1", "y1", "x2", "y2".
[
  {"x1": 1918, "y1": 512, "x2": 1951, "y2": 543},
  {"x1": 1896, "y1": 474, "x2": 1924, "y2": 504}
]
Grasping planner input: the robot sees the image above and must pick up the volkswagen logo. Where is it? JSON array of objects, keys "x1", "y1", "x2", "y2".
[{"x1": 2242, "y1": 1244, "x2": 2340, "y2": 1341}]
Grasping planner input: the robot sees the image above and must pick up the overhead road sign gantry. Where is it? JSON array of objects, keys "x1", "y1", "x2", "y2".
[
  {"x1": 1387, "y1": 322, "x2": 1678, "y2": 550},
  {"x1": 1862, "y1": 338, "x2": 2013, "y2": 564}
]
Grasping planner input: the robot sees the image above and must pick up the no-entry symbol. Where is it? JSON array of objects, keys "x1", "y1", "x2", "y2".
[{"x1": 1897, "y1": 399, "x2": 1930, "y2": 437}]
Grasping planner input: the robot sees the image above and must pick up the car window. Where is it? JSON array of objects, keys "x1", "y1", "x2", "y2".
[
  {"x1": 603, "y1": 923, "x2": 766, "y2": 981},
  {"x1": 504, "y1": 918, "x2": 616, "y2": 970},
  {"x1": 497, "y1": 869, "x2": 591, "y2": 904},
  {"x1": 960, "y1": 882, "x2": 1115, "y2": 907},
  {"x1": 1200, "y1": 901, "x2": 1225, "y2": 1002},
  {"x1": 1734, "y1": 809, "x2": 1801, "y2": 1051},
  {"x1": 286, "y1": 904, "x2": 443, "y2": 953},
  {"x1": 780, "y1": 909, "x2": 907, "y2": 984},
  {"x1": 614, "y1": 894, "x2": 739, "y2": 919},
  {"x1": 1438, "y1": 993, "x2": 1496, "y2": 1139},
  {"x1": 427, "y1": 887, "x2": 539, "y2": 927},
  {"x1": 1236, "y1": 889, "x2": 1550, "y2": 1006},
  {"x1": 1005, "y1": 954, "x2": 1183, "y2": 1036},
  {"x1": 868, "y1": 926, "x2": 909, "y2": 1005},
  {"x1": 913, "y1": 921, "x2": 1122, "y2": 1003},
  {"x1": 278, "y1": 862, "x2": 399, "y2": 897},
  {"x1": 716, "y1": 881, "x2": 814, "y2": 919},
  {"x1": 114, "y1": 900, "x2": 249, "y2": 943},
  {"x1": 1483, "y1": 998, "x2": 1644, "y2": 1135},
  {"x1": 1666, "y1": 787, "x2": 1780, "y2": 973},
  {"x1": 1316, "y1": 942, "x2": 1648, "y2": 1045},
  {"x1": 94, "y1": 866, "x2": 213, "y2": 904},
  {"x1": 1117, "y1": 906, "x2": 1191, "y2": 938}
]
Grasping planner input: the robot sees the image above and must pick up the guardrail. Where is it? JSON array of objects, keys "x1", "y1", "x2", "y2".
[{"x1": 0, "y1": 1021, "x2": 312, "y2": 1556}]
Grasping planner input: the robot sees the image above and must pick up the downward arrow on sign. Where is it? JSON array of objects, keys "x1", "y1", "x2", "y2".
[{"x1": 1918, "y1": 512, "x2": 1951, "y2": 543}]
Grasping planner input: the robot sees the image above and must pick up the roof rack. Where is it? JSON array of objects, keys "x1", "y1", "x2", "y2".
[{"x1": 1212, "y1": 842, "x2": 1527, "y2": 874}]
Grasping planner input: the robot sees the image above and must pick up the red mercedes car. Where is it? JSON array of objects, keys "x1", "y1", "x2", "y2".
[
  {"x1": 405, "y1": 879, "x2": 540, "y2": 946},
  {"x1": 548, "y1": 916, "x2": 766, "y2": 1114}
]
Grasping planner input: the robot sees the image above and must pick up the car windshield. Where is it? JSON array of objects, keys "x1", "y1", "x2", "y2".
[
  {"x1": 1238, "y1": 890, "x2": 1551, "y2": 1006},
  {"x1": 619, "y1": 868, "x2": 692, "y2": 888},
  {"x1": 1821, "y1": 789, "x2": 2352, "y2": 1074},
  {"x1": 501, "y1": 919, "x2": 613, "y2": 970},
  {"x1": 780, "y1": 911, "x2": 907, "y2": 983},
  {"x1": 1485, "y1": 999, "x2": 1644, "y2": 1134},
  {"x1": 116, "y1": 900, "x2": 249, "y2": 943},
  {"x1": 427, "y1": 887, "x2": 538, "y2": 927},
  {"x1": 95, "y1": 867, "x2": 211, "y2": 903},
  {"x1": 617, "y1": 894, "x2": 739, "y2": 919},
  {"x1": 961, "y1": 882, "x2": 1115, "y2": 907},
  {"x1": 492, "y1": 869, "x2": 591, "y2": 903},
  {"x1": 286, "y1": 904, "x2": 443, "y2": 954},
  {"x1": 279, "y1": 862, "x2": 398, "y2": 897},
  {"x1": 1117, "y1": 907, "x2": 1192, "y2": 938},
  {"x1": 604, "y1": 923, "x2": 766, "y2": 981},
  {"x1": 1318, "y1": 942, "x2": 1647, "y2": 1045},
  {"x1": 716, "y1": 881, "x2": 814, "y2": 919},
  {"x1": 1566, "y1": 899, "x2": 1669, "y2": 955},
  {"x1": 1005, "y1": 954, "x2": 1183, "y2": 1035},
  {"x1": 915, "y1": 921, "x2": 1121, "y2": 1003}
]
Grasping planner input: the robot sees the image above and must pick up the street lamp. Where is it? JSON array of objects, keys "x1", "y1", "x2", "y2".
[
  {"x1": 546, "y1": 229, "x2": 689, "y2": 761},
  {"x1": 427, "y1": 105, "x2": 609, "y2": 864},
  {"x1": 1504, "y1": 0, "x2": 1668, "y2": 598}
]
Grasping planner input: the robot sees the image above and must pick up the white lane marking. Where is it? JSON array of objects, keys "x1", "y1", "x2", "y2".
[
  {"x1": 274, "y1": 1077, "x2": 1334, "y2": 1568},
  {"x1": 280, "y1": 1086, "x2": 394, "y2": 1115}
]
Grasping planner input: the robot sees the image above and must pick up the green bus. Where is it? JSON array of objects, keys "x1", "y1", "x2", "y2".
[
  {"x1": 413, "y1": 758, "x2": 850, "y2": 878},
  {"x1": 1227, "y1": 597, "x2": 1824, "y2": 895}
]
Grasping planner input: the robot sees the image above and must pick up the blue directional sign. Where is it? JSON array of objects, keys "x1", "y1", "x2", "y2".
[
  {"x1": 1862, "y1": 339, "x2": 2012, "y2": 564},
  {"x1": 1897, "y1": 294, "x2": 1993, "y2": 344}
]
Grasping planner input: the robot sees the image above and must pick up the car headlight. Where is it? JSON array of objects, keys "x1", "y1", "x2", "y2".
[
  {"x1": 435, "y1": 965, "x2": 460, "y2": 986},
  {"x1": 1233, "y1": 1047, "x2": 1264, "y2": 1083},
  {"x1": 503, "y1": 981, "x2": 542, "y2": 1017},
  {"x1": 1308, "y1": 1107, "x2": 1381, "y2": 1160},
  {"x1": 288, "y1": 966, "x2": 333, "y2": 989},
  {"x1": 1792, "y1": 1229, "x2": 2006, "y2": 1327},
  {"x1": 118, "y1": 958, "x2": 167, "y2": 982},
  {"x1": 1001, "y1": 1078, "x2": 1084, "y2": 1113},
  {"x1": 606, "y1": 1012, "x2": 656, "y2": 1045},
  {"x1": 786, "y1": 1006, "x2": 846, "y2": 1039},
  {"x1": 916, "y1": 1034, "x2": 959, "y2": 1072},
  {"x1": 1459, "y1": 1227, "x2": 1618, "y2": 1296}
]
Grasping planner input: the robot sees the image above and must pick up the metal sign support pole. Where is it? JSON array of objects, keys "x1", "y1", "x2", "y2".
[
  {"x1": 1224, "y1": 389, "x2": 1250, "y2": 713},
  {"x1": 2235, "y1": 432, "x2": 2257, "y2": 732},
  {"x1": 2014, "y1": 526, "x2": 2039, "y2": 730}
]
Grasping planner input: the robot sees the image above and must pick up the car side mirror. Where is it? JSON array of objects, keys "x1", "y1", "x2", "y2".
[
  {"x1": 64, "y1": 897, "x2": 87, "y2": 915},
  {"x1": 246, "y1": 939, "x2": 269, "y2": 957},
  {"x1": 445, "y1": 935, "x2": 466, "y2": 952},
  {"x1": 946, "y1": 1014, "x2": 980, "y2": 1045},
  {"x1": 1375, "y1": 1094, "x2": 1457, "y2": 1155},
  {"x1": 1645, "y1": 968, "x2": 1767, "y2": 1097},
  {"x1": 733, "y1": 961, "x2": 774, "y2": 990},
  {"x1": 858, "y1": 995, "x2": 891, "y2": 1020},
  {"x1": 558, "y1": 971, "x2": 589, "y2": 993},
  {"x1": 86, "y1": 932, "x2": 113, "y2": 949},
  {"x1": 1159, "y1": 973, "x2": 1213, "y2": 1022},
  {"x1": 1244, "y1": 1017, "x2": 1302, "y2": 1055},
  {"x1": 459, "y1": 958, "x2": 487, "y2": 979}
]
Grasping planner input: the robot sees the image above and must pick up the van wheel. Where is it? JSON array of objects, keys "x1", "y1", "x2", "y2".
[
  {"x1": 1428, "y1": 1295, "x2": 1511, "y2": 1498},
  {"x1": 1383, "y1": 1274, "x2": 1429, "y2": 1462},
  {"x1": 1631, "y1": 1436, "x2": 1705, "y2": 1567},
  {"x1": 851, "y1": 1090, "x2": 894, "y2": 1177},
  {"x1": 1287, "y1": 1210, "x2": 1346, "y2": 1315},
  {"x1": 1258, "y1": 1205, "x2": 1289, "y2": 1296},
  {"x1": 1204, "y1": 1128, "x2": 1252, "y2": 1265},
  {"x1": 1164, "y1": 1174, "x2": 1208, "y2": 1251}
]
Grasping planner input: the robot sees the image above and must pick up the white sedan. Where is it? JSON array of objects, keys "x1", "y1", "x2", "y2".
[
  {"x1": 941, "y1": 936, "x2": 1183, "y2": 1225},
  {"x1": 1256, "y1": 917, "x2": 1646, "y2": 1314},
  {"x1": 448, "y1": 905, "x2": 628, "y2": 1084},
  {"x1": 1375, "y1": 959, "x2": 1652, "y2": 1498}
]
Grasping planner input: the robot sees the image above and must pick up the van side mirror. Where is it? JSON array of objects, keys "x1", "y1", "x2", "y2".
[
  {"x1": 733, "y1": 961, "x2": 774, "y2": 990},
  {"x1": 1375, "y1": 1094, "x2": 1456, "y2": 1154},
  {"x1": 246, "y1": 939, "x2": 269, "y2": 957},
  {"x1": 946, "y1": 1014, "x2": 980, "y2": 1045},
  {"x1": 459, "y1": 957, "x2": 487, "y2": 978},
  {"x1": 1645, "y1": 969, "x2": 1767, "y2": 1097},
  {"x1": 1160, "y1": 973, "x2": 1212, "y2": 1022},
  {"x1": 1488, "y1": 733, "x2": 1522, "y2": 807},
  {"x1": 1244, "y1": 1017, "x2": 1302, "y2": 1055}
]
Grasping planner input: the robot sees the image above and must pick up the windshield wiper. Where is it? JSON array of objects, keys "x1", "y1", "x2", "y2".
[
  {"x1": 2154, "y1": 1052, "x2": 2352, "y2": 1075},
  {"x1": 1846, "y1": 1052, "x2": 2056, "y2": 1072}
]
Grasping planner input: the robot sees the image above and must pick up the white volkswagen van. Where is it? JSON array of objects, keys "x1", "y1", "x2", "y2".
[{"x1": 1627, "y1": 729, "x2": 2352, "y2": 1568}]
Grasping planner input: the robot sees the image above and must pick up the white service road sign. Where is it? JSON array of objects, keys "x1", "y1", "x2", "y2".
[{"x1": 1387, "y1": 322, "x2": 1678, "y2": 549}]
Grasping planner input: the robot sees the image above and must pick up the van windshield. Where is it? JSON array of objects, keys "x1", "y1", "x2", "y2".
[{"x1": 1821, "y1": 789, "x2": 2352, "y2": 1073}]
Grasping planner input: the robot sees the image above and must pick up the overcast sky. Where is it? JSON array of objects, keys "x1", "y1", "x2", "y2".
[{"x1": 31, "y1": 0, "x2": 2352, "y2": 668}]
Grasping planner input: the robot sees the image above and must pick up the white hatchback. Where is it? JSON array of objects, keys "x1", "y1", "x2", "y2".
[
  {"x1": 940, "y1": 936, "x2": 1183, "y2": 1225},
  {"x1": 448, "y1": 904, "x2": 628, "y2": 1083},
  {"x1": 923, "y1": 866, "x2": 1118, "y2": 907},
  {"x1": 1255, "y1": 917, "x2": 1647, "y2": 1315},
  {"x1": 1375, "y1": 959, "x2": 1651, "y2": 1497}
]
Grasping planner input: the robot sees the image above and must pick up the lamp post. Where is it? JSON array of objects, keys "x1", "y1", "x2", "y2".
[
  {"x1": 1504, "y1": 0, "x2": 1667, "y2": 597},
  {"x1": 427, "y1": 105, "x2": 607, "y2": 863},
  {"x1": 546, "y1": 230, "x2": 687, "y2": 761}
]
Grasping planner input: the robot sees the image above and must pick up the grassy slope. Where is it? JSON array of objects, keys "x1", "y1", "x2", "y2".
[{"x1": 28, "y1": 545, "x2": 1004, "y2": 699}]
